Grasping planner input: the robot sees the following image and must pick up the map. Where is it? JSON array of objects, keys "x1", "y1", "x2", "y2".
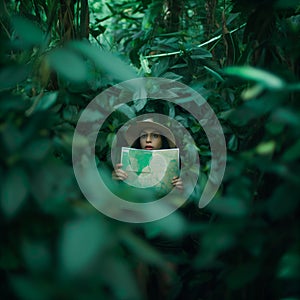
[{"x1": 121, "y1": 147, "x2": 179, "y2": 197}]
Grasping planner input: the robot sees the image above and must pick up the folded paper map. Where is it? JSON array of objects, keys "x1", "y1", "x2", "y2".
[{"x1": 121, "y1": 147, "x2": 179, "y2": 197}]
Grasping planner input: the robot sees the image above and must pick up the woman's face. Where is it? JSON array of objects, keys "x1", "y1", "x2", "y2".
[{"x1": 139, "y1": 128, "x2": 162, "y2": 150}]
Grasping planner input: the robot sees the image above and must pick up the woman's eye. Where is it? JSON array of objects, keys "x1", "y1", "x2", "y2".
[
  {"x1": 140, "y1": 134, "x2": 147, "y2": 139},
  {"x1": 153, "y1": 134, "x2": 159, "y2": 139}
]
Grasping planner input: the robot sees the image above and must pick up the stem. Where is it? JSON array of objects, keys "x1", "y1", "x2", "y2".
[{"x1": 143, "y1": 23, "x2": 246, "y2": 59}]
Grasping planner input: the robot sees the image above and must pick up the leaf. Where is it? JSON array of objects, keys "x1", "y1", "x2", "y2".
[
  {"x1": 69, "y1": 41, "x2": 137, "y2": 83},
  {"x1": 114, "y1": 103, "x2": 136, "y2": 119},
  {"x1": 35, "y1": 92, "x2": 58, "y2": 111},
  {"x1": 22, "y1": 240, "x2": 51, "y2": 273},
  {"x1": 277, "y1": 251, "x2": 300, "y2": 279},
  {"x1": 275, "y1": 0, "x2": 300, "y2": 9},
  {"x1": 133, "y1": 98, "x2": 147, "y2": 112},
  {"x1": 12, "y1": 16, "x2": 45, "y2": 46},
  {"x1": 1, "y1": 122, "x2": 24, "y2": 153},
  {"x1": 207, "y1": 197, "x2": 249, "y2": 217},
  {"x1": 101, "y1": 257, "x2": 141, "y2": 300},
  {"x1": 47, "y1": 48, "x2": 88, "y2": 82},
  {"x1": 60, "y1": 216, "x2": 109, "y2": 275},
  {"x1": 1, "y1": 167, "x2": 29, "y2": 218},
  {"x1": 282, "y1": 140, "x2": 300, "y2": 162},
  {"x1": 267, "y1": 185, "x2": 299, "y2": 220},
  {"x1": 21, "y1": 139, "x2": 52, "y2": 161},
  {"x1": 228, "y1": 135, "x2": 238, "y2": 151},
  {"x1": 0, "y1": 65, "x2": 30, "y2": 90},
  {"x1": 224, "y1": 66, "x2": 285, "y2": 89},
  {"x1": 121, "y1": 230, "x2": 166, "y2": 267},
  {"x1": 190, "y1": 47, "x2": 212, "y2": 59},
  {"x1": 271, "y1": 108, "x2": 300, "y2": 127},
  {"x1": 10, "y1": 276, "x2": 52, "y2": 300},
  {"x1": 201, "y1": 224, "x2": 236, "y2": 254},
  {"x1": 77, "y1": 108, "x2": 104, "y2": 122},
  {"x1": 204, "y1": 66, "x2": 224, "y2": 82},
  {"x1": 226, "y1": 262, "x2": 260, "y2": 289},
  {"x1": 255, "y1": 140, "x2": 276, "y2": 155},
  {"x1": 241, "y1": 84, "x2": 264, "y2": 100},
  {"x1": 162, "y1": 72, "x2": 183, "y2": 81},
  {"x1": 144, "y1": 212, "x2": 186, "y2": 239}
]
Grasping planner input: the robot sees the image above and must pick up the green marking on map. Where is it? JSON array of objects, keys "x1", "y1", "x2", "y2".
[{"x1": 129, "y1": 149, "x2": 152, "y2": 175}]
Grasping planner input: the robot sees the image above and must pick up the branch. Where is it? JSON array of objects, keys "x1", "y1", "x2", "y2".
[{"x1": 142, "y1": 23, "x2": 246, "y2": 59}]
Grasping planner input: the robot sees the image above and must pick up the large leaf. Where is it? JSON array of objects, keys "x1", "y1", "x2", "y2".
[
  {"x1": 69, "y1": 41, "x2": 138, "y2": 83},
  {"x1": 60, "y1": 216, "x2": 110, "y2": 275},
  {"x1": 47, "y1": 48, "x2": 88, "y2": 82},
  {"x1": 1, "y1": 167, "x2": 29, "y2": 218},
  {"x1": 224, "y1": 66, "x2": 285, "y2": 89},
  {"x1": 12, "y1": 16, "x2": 45, "y2": 47},
  {"x1": 0, "y1": 65, "x2": 30, "y2": 90}
]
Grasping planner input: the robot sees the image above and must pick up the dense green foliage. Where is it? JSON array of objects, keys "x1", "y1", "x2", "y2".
[{"x1": 1, "y1": 0, "x2": 300, "y2": 299}]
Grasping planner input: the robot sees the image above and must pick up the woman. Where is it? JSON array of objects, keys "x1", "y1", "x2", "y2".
[
  {"x1": 112, "y1": 118, "x2": 183, "y2": 191},
  {"x1": 112, "y1": 118, "x2": 183, "y2": 299}
]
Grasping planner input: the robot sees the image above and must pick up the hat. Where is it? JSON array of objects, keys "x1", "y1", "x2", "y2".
[{"x1": 125, "y1": 118, "x2": 176, "y2": 148}]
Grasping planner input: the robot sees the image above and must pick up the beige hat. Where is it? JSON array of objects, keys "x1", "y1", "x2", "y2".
[{"x1": 125, "y1": 118, "x2": 176, "y2": 148}]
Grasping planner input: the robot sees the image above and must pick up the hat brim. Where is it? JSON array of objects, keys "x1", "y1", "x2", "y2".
[{"x1": 125, "y1": 121, "x2": 176, "y2": 148}]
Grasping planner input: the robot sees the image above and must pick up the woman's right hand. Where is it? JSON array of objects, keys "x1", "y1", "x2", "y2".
[{"x1": 112, "y1": 163, "x2": 128, "y2": 181}]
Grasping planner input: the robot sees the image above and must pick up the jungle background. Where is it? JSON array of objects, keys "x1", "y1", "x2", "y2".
[{"x1": 1, "y1": 0, "x2": 300, "y2": 299}]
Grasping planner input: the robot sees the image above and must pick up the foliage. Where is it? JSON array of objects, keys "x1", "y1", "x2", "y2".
[{"x1": 1, "y1": 0, "x2": 300, "y2": 299}]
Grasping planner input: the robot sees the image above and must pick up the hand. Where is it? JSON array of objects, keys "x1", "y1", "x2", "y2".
[
  {"x1": 112, "y1": 163, "x2": 128, "y2": 181},
  {"x1": 172, "y1": 176, "x2": 183, "y2": 191}
]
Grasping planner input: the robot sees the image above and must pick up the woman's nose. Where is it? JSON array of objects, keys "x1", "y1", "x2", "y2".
[{"x1": 146, "y1": 134, "x2": 152, "y2": 142}]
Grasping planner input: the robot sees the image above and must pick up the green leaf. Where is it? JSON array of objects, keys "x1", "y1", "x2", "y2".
[
  {"x1": 224, "y1": 66, "x2": 285, "y2": 89},
  {"x1": 201, "y1": 225, "x2": 236, "y2": 254},
  {"x1": 101, "y1": 257, "x2": 141, "y2": 300},
  {"x1": 267, "y1": 185, "x2": 299, "y2": 220},
  {"x1": 275, "y1": 0, "x2": 300, "y2": 9},
  {"x1": 1, "y1": 167, "x2": 29, "y2": 218},
  {"x1": 69, "y1": 41, "x2": 137, "y2": 83},
  {"x1": 277, "y1": 251, "x2": 300, "y2": 279},
  {"x1": 114, "y1": 103, "x2": 136, "y2": 119},
  {"x1": 204, "y1": 66, "x2": 224, "y2": 82},
  {"x1": 190, "y1": 47, "x2": 212, "y2": 59},
  {"x1": 35, "y1": 92, "x2": 58, "y2": 111},
  {"x1": 228, "y1": 135, "x2": 238, "y2": 151},
  {"x1": 282, "y1": 140, "x2": 300, "y2": 162},
  {"x1": 271, "y1": 108, "x2": 300, "y2": 127},
  {"x1": 207, "y1": 197, "x2": 249, "y2": 217},
  {"x1": 133, "y1": 98, "x2": 147, "y2": 112},
  {"x1": 60, "y1": 216, "x2": 109, "y2": 275},
  {"x1": 162, "y1": 72, "x2": 183, "y2": 81},
  {"x1": 22, "y1": 240, "x2": 51, "y2": 273},
  {"x1": 0, "y1": 65, "x2": 30, "y2": 90},
  {"x1": 241, "y1": 84, "x2": 264, "y2": 100},
  {"x1": 121, "y1": 230, "x2": 165, "y2": 267},
  {"x1": 62, "y1": 105, "x2": 79, "y2": 123},
  {"x1": 12, "y1": 16, "x2": 45, "y2": 46},
  {"x1": 22, "y1": 139, "x2": 52, "y2": 161},
  {"x1": 256, "y1": 140, "x2": 276, "y2": 155},
  {"x1": 10, "y1": 276, "x2": 52, "y2": 300},
  {"x1": 226, "y1": 262, "x2": 260, "y2": 289},
  {"x1": 47, "y1": 48, "x2": 88, "y2": 82},
  {"x1": 144, "y1": 212, "x2": 186, "y2": 239}
]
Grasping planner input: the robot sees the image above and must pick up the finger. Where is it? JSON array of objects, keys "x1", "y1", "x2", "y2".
[
  {"x1": 175, "y1": 182, "x2": 183, "y2": 190},
  {"x1": 119, "y1": 169, "x2": 128, "y2": 177},
  {"x1": 173, "y1": 178, "x2": 183, "y2": 190},
  {"x1": 117, "y1": 170, "x2": 128, "y2": 180}
]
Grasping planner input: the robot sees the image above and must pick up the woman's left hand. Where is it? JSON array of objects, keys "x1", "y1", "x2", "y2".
[{"x1": 172, "y1": 176, "x2": 183, "y2": 191}]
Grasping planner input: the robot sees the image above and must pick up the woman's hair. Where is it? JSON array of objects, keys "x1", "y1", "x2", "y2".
[{"x1": 130, "y1": 134, "x2": 171, "y2": 149}]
